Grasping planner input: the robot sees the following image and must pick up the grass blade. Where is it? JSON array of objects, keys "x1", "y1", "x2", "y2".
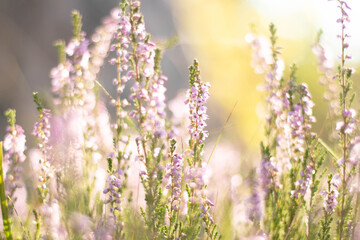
[
  {"x1": 207, "y1": 99, "x2": 238, "y2": 164},
  {"x1": 318, "y1": 138, "x2": 340, "y2": 160}
]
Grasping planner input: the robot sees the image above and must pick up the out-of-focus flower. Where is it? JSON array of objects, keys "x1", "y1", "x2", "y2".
[
  {"x1": 322, "y1": 175, "x2": 340, "y2": 213},
  {"x1": 164, "y1": 153, "x2": 183, "y2": 210}
]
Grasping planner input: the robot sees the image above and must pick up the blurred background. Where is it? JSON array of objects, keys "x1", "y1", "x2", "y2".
[
  {"x1": 1, "y1": 0, "x2": 360, "y2": 153},
  {"x1": 2, "y1": 1, "x2": 360, "y2": 238}
]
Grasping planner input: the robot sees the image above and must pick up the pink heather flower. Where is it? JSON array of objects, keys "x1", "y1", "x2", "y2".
[
  {"x1": 185, "y1": 163, "x2": 216, "y2": 225},
  {"x1": 313, "y1": 40, "x2": 340, "y2": 116},
  {"x1": 33, "y1": 108, "x2": 53, "y2": 200},
  {"x1": 268, "y1": 92, "x2": 284, "y2": 116},
  {"x1": 53, "y1": 29, "x2": 95, "y2": 110},
  {"x1": 246, "y1": 32, "x2": 284, "y2": 89},
  {"x1": 246, "y1": 178, "x2": 263, "y2": 222},
  {"x1": 291, "y1": 166, "x2": 313, "y2": 199},
  {"x1": 105, "y1": 4, "x2": 169, "y2": 143},
  {"x1": 343, "y1": 108, "x2": 356, "y2": 118},
  {"x1": 3, "y1": 125, "x2": 26, "y2": 163},
  {"x1": 313, "y1": 43, "x2": 334, "y2": 75},
  {"x1": 89, "y1": 8, "x2": 120, "y2": 77},
  {"x1": 164, "y1": 154, "x2": 183, "y2": 210},
  {"x1": 3, "y1": 112, "x2": 26, "y2": 205},
  {"x1": 336, "y1": 108, "x2": 356, "y2": 134},
  {"x1": 323, "y1": 188, "x2": 339, "y2": 213},
  {"x1": 286, "y1": 83, "x2": 316, "y2": 160},
  {"x1": 260, "y1": 157, "x2": 278, "y2": 192},
  {"x1": 186, "y1": 81, "x2": 210, "y2": 144},
  {"x1": 349, "y1": 137, "x2": 360, "y2": 166},
  {"x1": 49, "y1": 110, "x2": 86, "y2": 178},
  {"x1": 40, "y1": 200, "x2": 68, "y2": 239},
  {"x1": 104, "y1": 166, "x2": 123, "y2": 219},
  {"x1": 245, "y1": 33, "x2": 273, "y2": 75},
  {"x1": 321, "y1": 174, "x2": 341, "y2": 213},
  {"x1": 50, "y1": 61, "x2": 72, "y2": 101},
  {"x1": 184, "y1": 164, "x2": 211, "y2": 205},
  {"x1": 33, "y1": 108, "x2": 51, "y2": 153}
]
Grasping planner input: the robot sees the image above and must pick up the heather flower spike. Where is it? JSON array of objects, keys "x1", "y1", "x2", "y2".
[
  {"x1": 332, "y1": 1, "x2": 357, "y2": 238},
  {"x1": 33, "y1": 92, "x2": 53, "y2": 203},
  {"x1": 186, "y1": 59, "x2": 210, "y2": 164},
  {"x1": 3, "y1": 109, "x2": 26, "y2": 210}
]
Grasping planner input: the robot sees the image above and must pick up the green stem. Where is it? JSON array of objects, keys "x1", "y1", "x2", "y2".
[
  {"x1": 33, "y1": 210, "x2": 40, "y2": 240},
  {"x1": 0, "y1": 142, "x2": 13, "y2": 240}
]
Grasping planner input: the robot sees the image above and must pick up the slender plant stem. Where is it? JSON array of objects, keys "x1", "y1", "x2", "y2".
[
  {"x1": 352, "y1": 164, "x2": 360, "y2": 239},
  {"x1": 0, "y1": 142, "x2": 13, "y2": 240},
  {"x1": 339, "y1": 2, "x2": 347, "y2": 238}
]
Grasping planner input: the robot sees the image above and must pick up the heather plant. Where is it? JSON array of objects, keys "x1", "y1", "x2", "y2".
[{"x1": 1, "y1": 0, "x2": 360, "y2": 239}]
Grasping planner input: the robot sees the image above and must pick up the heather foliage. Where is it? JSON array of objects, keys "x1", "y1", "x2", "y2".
[{"x1": 1, "y1": 0, "x2": 360, "y2": 239}]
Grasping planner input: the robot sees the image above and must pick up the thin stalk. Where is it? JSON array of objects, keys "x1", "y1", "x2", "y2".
[
  {"x1": 207, "y1": 99, "x2": 238, "y2": 164},
  {"x1": 352, "y1": 164, "x2": 360, "y2": 239},
  {"x1": 0, "y1": 142, "x2": 13, "y2": 240},
  {"x1": 339, "y1": 2, "x2": 348, "y2": 238},
  {"x1": 318, "y1": 138, "x2": 340, "y2": 161},
  {"x1": 94, "y1": 79, "x2": 114, "y2": 102}
]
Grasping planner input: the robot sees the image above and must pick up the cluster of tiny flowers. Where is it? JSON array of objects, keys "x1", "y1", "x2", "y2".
[
  {"x1": 184, "y1": 165, "x2": 211, "y2": 206},
  {"x1": 109, "y1": 8, "x2": 131, "y2": 93},
  {"x1": 33, "y1": 109, "x2": 53, "y2": 193},
  {"x1": 247, "y1": 31, "x2": 290, "y2": 168},
  {"x1": 313, "y1": 41, "x2": 339, "y2": 115},
  {"x1": 300, "y1": 84, "x2": 316, "y2": 122},
  {"x1": 3, "y1": 125, "x2": 26, "y2": 163},
  {"x1": 246, "y1": 33, "x2": 285, "y2": 89},
  {"x1": 245, "y1": 33, "x2": 282, "y2": 78},
  {"x1": 200, "y1": 198, "x2": 215, "y2": 223},
  {"x1": 66, "y1": 33, "x2": 90, "y2": 70},
  {"x1": 130, "y1": 73, "x2": 168, "y2": 138},
  {"x1": 273, "y1": 92, "x2": 292, "y2": 170},
  {"x1": 50, "y1": 61, "x2": 72, "y2": 105},
  {"x1": 90, "y1": 8, "x2": 121, "y2": 79},
  {"x1": 322, "y1": 175, "x2": 340, "y2": 213},
  {"x1": 33, "y1": 109, "x2": 51, "y2": 155},
  {"x1": 349, "y1": 137, "x2": 360, "y2": 166},
  {"x1": 246, "y1": 31, "x2": 286, "y2": 117},
  {"x1": 68, "y1": 34, "x2": 97, "y2": 111},
  {"x1": 164, "y1": 153, "x2": 183, "y2": 210},
  {"x1": 51, "y1": 32, "x2": 93, "y2": 108},
  {"x1": 291, "y1": 166, "x2": 313, "y2": 199},
  {"x1": 39, "y1": 200, "x2": 67, "y2": 239},
  {"x1": 3, "y1": 123, "x2": 26, "y2": 199},
  {"x1": 144, "y1": 74, "x2": 168, "y2": 138},
  {"x1": 246, "y1": 179, "x2": 263, "y2": 222},
  {"x1": 336, "y1": 1, "x2": 351, "y2": 39},
  {"x1": 266, "y1": 57, "x2": 285, "y2": 122},
  {"x1": 185, "y1": 82, "x2": 210, "y2": 143},
  {"x1": 260, "y1": 156, "x2": 278, "y2": 193},
  {"x1": 111, "y1": 1, "x2": 169, "y2": 141},
  {"x1": 185, "y1": 163, "x2": 215, "y2": 223},
  {"x1": 103, "y1": 169, "x2": 123, "y2": 218},
  {"x1": 288, "y1": 84, "x2": 315, "y2": 155},
  {"x1": 336, "y1": 108, "x2": 356, "y2": 135}
]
